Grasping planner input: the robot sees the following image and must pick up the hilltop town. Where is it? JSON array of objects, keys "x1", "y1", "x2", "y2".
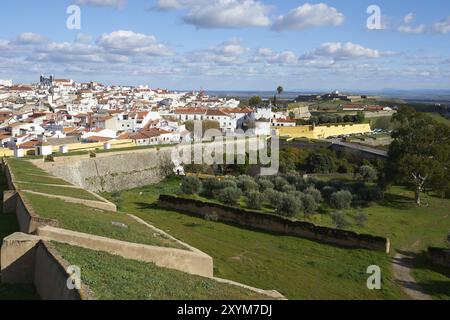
[{"x1": 0, "y1": 76, "x2": 402, "y2": 158}]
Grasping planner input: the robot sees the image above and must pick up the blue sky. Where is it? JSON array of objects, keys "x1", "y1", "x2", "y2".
[{"x1": 1, "y1": 0, "x2": 450, "y2": 91}]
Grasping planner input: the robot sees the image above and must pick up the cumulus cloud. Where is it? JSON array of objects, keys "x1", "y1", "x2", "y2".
[
  {"x1": 96, "y1": 30, "x2": 171, "y2": 56},
  {"x1": 74, "y1": 0, "x2": 127, "y2": 8},
  {"x1": 433, "y1": 16, "x2": 450, "y2": 34},
  {"x1": 14, "y1": 33, "x2": 48, "y2": 45},
  {"x1": 272, "y1": 3, "x2": 344, "y2": 31},
  {"x1": 397, "y1": 13, "x2": 426, "y2": 33},
  {"x1": 397, "y1": 24, "x2": 426, "y2": 34},
  {"x1": 403, "y1": 13, "x2": 415, "y2": 24},
  {"x1": 211, "y1": 38, "x2": 248, "y2": 56},
  {"x1": 155, "y1": 0, "x2": 271, "y2": 29},
  {"x1": 253, "y1": 48, "x2": 299, "y2": 65},
  {"x1": 302, "y1": 42, "x2": 391, "y2": 61}
]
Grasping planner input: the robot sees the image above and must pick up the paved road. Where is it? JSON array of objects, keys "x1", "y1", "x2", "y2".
[{"x1": 329, "y1": 139, "x2": 388, "y2": 158}]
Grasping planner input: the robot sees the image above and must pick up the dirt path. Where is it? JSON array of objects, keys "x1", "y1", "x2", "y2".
[{"x1": 392, "y1": 252, "x2": 433, "y2": 300}]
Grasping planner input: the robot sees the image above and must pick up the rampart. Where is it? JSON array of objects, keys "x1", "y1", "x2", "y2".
[
  {"x1": 33, "y1": 149, "x2": 173, "y2": 192},
  {"x1": 1, "y1": 233, "x2": 95, "y2": 300},
  {"x1": 158, "y1": 195, "x2": 390, "y2": 253}
]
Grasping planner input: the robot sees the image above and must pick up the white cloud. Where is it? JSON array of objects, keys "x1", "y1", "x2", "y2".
[
  {"x1": 397, "y1": 12, "x2": 426, "y2": 34},
  {"x1": 212, "y1": 38, "x2": 248, "y2": 56},
  {"x1": 75, "y1": 0, "x2": 127, "y2": 8},
  {"x1": 96, "y1": 30, "x2": 171, "y2": 56},
  {"x1": 154, "y1": 0, "x2": 202, "y2": 10},
  {"x1": 302, "y1": 42, "x2": 391, "y2": 61},
  {"x1": 403, "y1": 13, "x2": 415, "y2": 24},
  {"x1": 253, "y1": 48, "x2": 299, "y2": 65},
  {"x1": 397, "y1": 24, "x2": 426, "y2": 34},
  {"x1": 156, "y1": 0, "x2": 271, "y2": 29},
  {"x1": 433, "y1": 16, "x2": 450, "y2": 34},
  {"x1": 272, "y1": 3, "x2": 344, "y2": 31},
  {"x1": 14, "y1": 33, "x2": 48, "y2": 45},
  {"x1": 75, "y1": 33, "x2": 93, "y2": 44}
]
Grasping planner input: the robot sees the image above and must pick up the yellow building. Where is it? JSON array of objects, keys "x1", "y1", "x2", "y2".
[{"x1": 275, "y1": 123, "x2": 372, "y2": 139}]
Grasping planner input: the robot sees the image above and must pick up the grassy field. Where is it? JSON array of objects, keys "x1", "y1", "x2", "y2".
[
  {"x1": 8, "y1": 158, "x2": 106, "y2": 201},
  {"x1": 7, "y1": 158, "x2": 71, "y2": 185},
  {"x1": 425, "y1": 112, "x2": 450, "y2": 126},
  {"x1": 54, "y1": 242, "x2": 272, "y2": 300},
  {"x1": 104, "y1": 179, "x2": 407, "y2": 300},
  {"x1": 0, "y1": 168, "x2": 40, "y2": 300},
  {"x1": 16, "y1": 182, "x2": 101, "y2": 201},
  {"x1": 22, "y1": 192, "x2": 186, "y2": 250}
]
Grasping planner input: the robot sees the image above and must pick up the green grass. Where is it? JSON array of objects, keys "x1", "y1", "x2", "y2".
[
  {"x1": 410, "y1": 253, "x2": 450, "y2": 300},
  {"x1": 8, "y1": 158, "x2": 106, "y2": 202},
  {"x1": 22, "y1": 192, "x2": 187, "y2": 250},
  {"x1": 425, "y1": 113, "x2": 450, "y2": 126},
  {"x1": 105, "y1": 179, "x2": 407, "y2": 300},
  {"x1": 16, "y1": 182, "x2": 102, "y2": 202},
  {"x1": 7, "y1": 158, "x2": 71, "y2": 185},
  {"x1": 54, "y1": 242, "x2": 272, "y2": 300}
]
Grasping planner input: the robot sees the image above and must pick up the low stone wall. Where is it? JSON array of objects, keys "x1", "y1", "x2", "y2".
[
  {"x1": 158, "y1": 195, "x2": 390, "y2": 253},
  {"x1": 427, "y1": 247, "x2": 450, "y2": 268},
  {"x1": 1, "y1": 233, "x2": 95, "y2": 300},
  {"x1": 3, "y1": 190, "x2": 58, "y2": 234},
  {"x1": 37, "y1": 226, "x2": 214, "y2": 278}
]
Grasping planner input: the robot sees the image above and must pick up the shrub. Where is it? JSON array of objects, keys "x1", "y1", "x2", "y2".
[
  {"x1": 331, "y1": 212, "x2": 351, "y2": 229},
  {"x1": 220, "y1": 178, "x2": 238, "y2": 189},
  {"x1": 181, "y1": 176, "x2": 202, "y2": 194},
  {"x1": 305, "y1": 187, "x2": 323, "y2": 203},
  {"x1": 201, "y1": 178, "x2": 221, "y2": 197},
  {"x1": 246, "y1": 190, "x2": 263, "y2": 210},
  {"x1": 285, "y1": 172, "x2": 302, "y2": 185},
  {"x1": 321, "y1": 186, "x2": 336, "y2": 203},
  {"x1": 263, "y1": 189, "x2": 282, "y2": 208},
  {"x1": 354, "y1": 212, "x2": 368, "y2": 227},
  {"x1": 281, "y1": 184, "x2": 296, "y2": 193},
  {"x1": 337, "y1": 164, "x2": 349, "y2": 174},
  {"x1": 44, "y1": 155, "x2": 55, "y2": 162},
  {"x1": 273, "y1": 176, "x2": 289, "y2": 191},
  {"x1": 301, "y1": 194, "x2": 318, "y2": 215},
  {"x1": 358, "y1": 165, "x2": 377, "y2": 182},
  {"x1": 276, "y1": 194, "x2": 302, "y2": 217},
  {"x1": 214, "y1": 187, "x2": 242, "y2": 205},
  {"x1": 330, "y1": 190, "x2": 353, "y2": 209},
  {"x1": 305, "y1": 153, "x2": 335, "y2": 173},
  {"x1": 237, "y1": 175, "x2": 259, "y2": 192},
  {"x1": 258, "y1": 178, "x2": 274, "y2": 192},
  {"x1": 357, "y1": 186, "x2": 384, "y2": 203}
]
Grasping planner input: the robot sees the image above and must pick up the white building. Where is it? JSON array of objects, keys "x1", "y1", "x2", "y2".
[{"x1": 0, "y1": 80, "x2": 12, "y2": 87}]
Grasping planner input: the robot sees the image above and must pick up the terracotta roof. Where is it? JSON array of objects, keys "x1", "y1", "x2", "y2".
[
  {"x1": 18, "y1": 140, "x2": 39, "y2": 149},
  {"x1": 206, "y1": 109, "x2": 230, "y2": 117},
  {"x1": 174, "y1": 108, "x2": 207, "y2": 115}
]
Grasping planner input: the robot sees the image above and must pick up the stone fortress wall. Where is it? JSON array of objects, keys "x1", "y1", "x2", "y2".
[{"x1": 33, "y1": 149, "x2": 173, "y2": 193}]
